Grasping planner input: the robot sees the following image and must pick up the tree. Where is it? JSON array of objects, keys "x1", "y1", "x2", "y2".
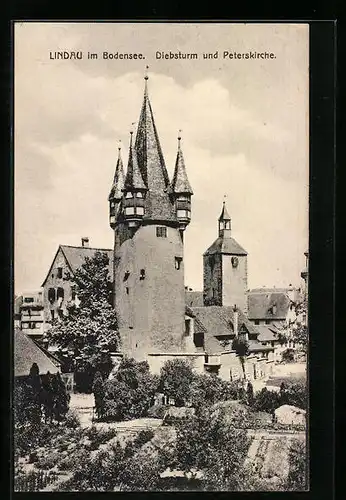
[
  {"x1": 159, "y1": 359, "x2": 194, "y2": 407},
  {"x1": 280, "y1": 378, "x2": 307, "y2": 410},
  {"x1": 103, "y1": 358, "x2": 159, "y2": 421},
  {"x1": 46, "y1": 251, "x2": 119, "y2": 392},
  {"x1": 92, "y1": 371, "x2": 105, "y2": 420},
  {"x1": 252, "y1": 387, "x2": 281, "y2": 413},
  {"x1": 232, "y1": 336, "x2": 250, "y2": 379},
  {"x1": 285, "y1": 439, "x2": 307, "y2": 490},
  {"x1": 246, "y1": 381, "x2": 254, "y2": 405},
  {"x1": 172, "y1": 406, "x2": 251, "y2": 490},
  {"x1": 51, "y1": 372, "x2": 70, "y2": 423},
  {"x1": 292, "y1": 300, "x2": 308, "y2": 353}
]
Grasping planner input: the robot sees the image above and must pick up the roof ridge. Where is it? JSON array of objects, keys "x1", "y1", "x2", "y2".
[{"x1": 60, "y1": 245, "x2": 112, "y2": 252}]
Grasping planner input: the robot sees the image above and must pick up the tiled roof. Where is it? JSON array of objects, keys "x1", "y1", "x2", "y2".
[
  {"x1": 185, "y1": 290, "x2": 204, "y2": 307},
  {"x1": 191, "y1": 306, "x2": 258, "y2": 352},
  {"x1": 61, "y1": 245, "x2": 114, "y2": 278},
  {"x1": 14, "y1": 328, "x2": 60, "y2": 377},
  {"x1": 171, "y1": 139, "x2": 193, "y2": 195},
  {"x1": 42, "y1": 245, "x2": 114, "y2": 286},
  {"x1": 218, "y1": 201, "x2": 231, "y2": 221},
  {"x1": 204, "y1": 236, "x2": 247, "y2": 256},
  {"x1": 256, "y1": 325, "x2": 278, "y2": 342},
  {"x1": 108, "y1": 148, "x2": 125, "y2": 201},
  {"x1": 247, "y1": 290, "x2": 291, "y2": 320},
  {"x1": 134, "y1": 80, "x2": 178, "y2": 223},
  {"x1": 124, "y1": 132, "x2": 147, "y2": 191}
]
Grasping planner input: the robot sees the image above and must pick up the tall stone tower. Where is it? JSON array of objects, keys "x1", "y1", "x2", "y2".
[
  {"x1": 108, "y1": 74, "x2": 193, "y2": 361},
  {"x1": 203, "y1": 201, "x2": 248, "y2": 313}
]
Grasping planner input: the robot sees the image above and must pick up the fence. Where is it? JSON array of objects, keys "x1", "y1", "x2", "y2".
[{"x1": 14, "y1": 470, "x2": 58, "y2": 492}]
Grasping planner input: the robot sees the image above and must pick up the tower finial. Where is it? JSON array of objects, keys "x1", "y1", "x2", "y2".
[
  {"x1": 144, "y1": 65, "x2": 149, "y2": 80},
  {"x1": 178, "y1": 129, "x2": 182, "y2": 148},
  {"x1": 118, "y1": 139, "x2": 122, "y2": 153}
]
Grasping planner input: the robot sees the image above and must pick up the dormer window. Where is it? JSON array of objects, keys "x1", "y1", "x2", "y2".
[{"x1": 125, "y1": 191, "x2": 133, "y2": 199}]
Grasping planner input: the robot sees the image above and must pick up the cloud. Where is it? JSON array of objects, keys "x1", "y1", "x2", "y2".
[{"x1": 14, "y1": 23, "x2": 309, "y2": 295}]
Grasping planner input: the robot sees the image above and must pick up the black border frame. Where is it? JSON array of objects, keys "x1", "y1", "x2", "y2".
[{"x1": 2, "y1": 15, "x2": 336, "y2": 500}]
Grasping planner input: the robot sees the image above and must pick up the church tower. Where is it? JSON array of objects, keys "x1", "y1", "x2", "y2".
[
  {"x1": 203, "y1": 200, "x2": 248, "y2": 313},
  {"x1": 108, "y1": 73, "x2": 193, "y2": 361}
]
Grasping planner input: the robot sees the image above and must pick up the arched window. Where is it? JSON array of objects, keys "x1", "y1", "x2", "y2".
[
  {"x1": 48, "y1": 288, "x2": 56, "y2": 303},
  {"x1": 57, "y1": 288, "x2": 64, "y2": 300}
]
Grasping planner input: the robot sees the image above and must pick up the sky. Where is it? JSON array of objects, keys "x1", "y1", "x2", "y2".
[{"x1": 14, "y1": 22, "x2": 309, "y2": 295}]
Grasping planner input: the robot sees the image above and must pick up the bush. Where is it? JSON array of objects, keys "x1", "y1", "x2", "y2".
[
  {"x1": 36, "y1": 451, "x2": 61, "y2": 470},
  {"x1": 252, "y1": 388, "x2": 281, "y2": 413},
  {"x1": 159, "y1": 359, "x2": 194, "y2": 407},
  {"x1": 102, "y1": 358, "x2": 159, "y2": 421},
  {"x1": 282, "y1": 348, "x2": 295, "y2": 363},
  {"x1": 65, "y1": 409, "x2": 81, "y2": 429},
  {"x1": 286, "y1": 439, "x2": 307, "y2": 490},
  {"x1": 133, "y1": 429, "x2": 155, "y2": 448},
  {"x1": 147, "y1": 404, "x2": 169, "y2": 419}
]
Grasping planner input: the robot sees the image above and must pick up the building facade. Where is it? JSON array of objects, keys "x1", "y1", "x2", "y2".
[
  {"x1": 203, "y1": 202, "x2": 248, "y2": 313},
  {"x1": 41, "y1": 238, "x2": 113, "y2": 325},
  {"x1": 109, "y1": 76, "x2": 193, "y2": 361},
  {"x1": 17, "y1": 290, "x2": 45, "y2": 339}
]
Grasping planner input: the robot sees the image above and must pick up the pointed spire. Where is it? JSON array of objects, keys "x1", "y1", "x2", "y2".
[
  {"x1": 108, "y1": 143, "x2": 125, "y2": 201},
  {"x1": 124, "y1": 130, "x2": 146, "y2": 191},
  {"x1": 171, "y1": 132, "x2": 193, "y2": 195},
  {"x1": 134, "y1": 72, "x2": 177, "y2": 222},
  {"x1": 218, "y1": 198, "x2": 231, "y2": 222}
]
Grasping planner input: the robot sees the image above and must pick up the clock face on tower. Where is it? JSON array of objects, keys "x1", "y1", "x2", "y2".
[{"x1": 231, "y1": 256, "x2": 239, "y2": 268}]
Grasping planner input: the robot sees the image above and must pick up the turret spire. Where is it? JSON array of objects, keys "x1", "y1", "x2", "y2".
[
  {"x1": 218, "y1": 198, "x2": 231, "y2": 237},
  {"x1": 124, "y1": 130, "x2": 146, "y2": 191},
  {"x1": 134, "y1": 74, "x2": 177, "y2": 223},
  {"x1": 171, "y1": 132, "x2": 193, "y2": 195},
  {"x1": 108, "y1": 142, "x2": 125, "y2": 201}
]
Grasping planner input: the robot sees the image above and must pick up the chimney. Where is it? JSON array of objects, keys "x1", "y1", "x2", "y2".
[
  {"x1": 81, "y1": 237, "x2": 89, "y2": 248},
  {"x1": 233, "y1": 304, "x2": 238, "y2": 337}
]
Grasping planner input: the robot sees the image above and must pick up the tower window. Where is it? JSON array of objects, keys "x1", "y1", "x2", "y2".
[
  {"x1": 156, "y1": 227, "x2": 167, "y2": 238},
  {"x1": 254, "y1": 320, "x2": 260, "y2": 325},
  {"x1": 136, "y1": 192, "x2": 143, "y2": 198},
  {"x1": 125, "y1": 192, "x2": 133, "y2": 199},
  {"x1": 177, "y1": 209, "x2": 189, "y2": 218},
  {"x1": 57, "y1": 267, "x2": 63, "y2": 278},
  {"x1": 51, "y1": 310, "x2": 55, "y2": 321},
  {"x1": 175, "y1": 257, "x2": 182, "y2": 270},
  {"x1": 140, "y1": 269, "x2": 145, "y2": 280},
  {"x1": 136, "y1": 206, "x2": 144, "y2": 216},
  {"x1": 125, "y1": 206, "x2": 135, "y2": 215},
  {"x1": 126, "y1": 287, "x2": 129, "y2": 295},
  {"x1": 48, "y1": 288, "x2": 56, "y2": 303},
  {"x1": 57, "y1": 287, "x2": 64, "y2": 301}
]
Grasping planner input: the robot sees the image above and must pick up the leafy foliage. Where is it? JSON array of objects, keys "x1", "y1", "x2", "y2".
[
  {"x1": 102, "y1": 358, "x2": 159, "y2": 421},
  {"x1": 231, "y1": 336, "x2": 250, "y2": 378},
  {"x1": 159, "y1": 359, "x2": 194, "y2": 407},
  {"x1": 172, "y1": 406, "x2": 251, "y2": 490},
  {"x1": 285, "y1": 439, "x2": 307, "y2": 490},
  {"x1": 46, "y1": 251, "x2": 119, "y2": 392},
  {"x1": 279, "y1": 378, "x2": 307, "y2": 410}
]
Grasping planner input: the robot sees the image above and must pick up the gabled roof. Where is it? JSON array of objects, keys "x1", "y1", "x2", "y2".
[
  {"x1": 247, "y1": 290, "x2": 291, "y2": 320},
  {"x1": 108, "y1": 148, "x2": 125, "y2": 201},
  {"x1": 14, "y1": 328, "x2": 60, "y2": 377},
  {"x1": 204, "y1": 236, "x2": 247, "y2": 256},
  {"x1": 42, "y1": 245, "x2": 113, "y2": 286},
  {"x1": 171, "y1": 138, "x2": 193, "y2": 195},
  {"x1": 185, "y1": 290, "x2": 204, "y2": 307},
  {"x1": 191, "y1": 306, "x2": 258, "y2": 353},
  {"x1": 134, "y1": 78, "x2": 178, "y2": 223}
]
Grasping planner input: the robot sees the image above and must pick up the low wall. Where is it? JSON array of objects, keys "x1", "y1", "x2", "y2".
[{"x1": 147, "y1": 352, "x2": 206, "y2": 375}]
